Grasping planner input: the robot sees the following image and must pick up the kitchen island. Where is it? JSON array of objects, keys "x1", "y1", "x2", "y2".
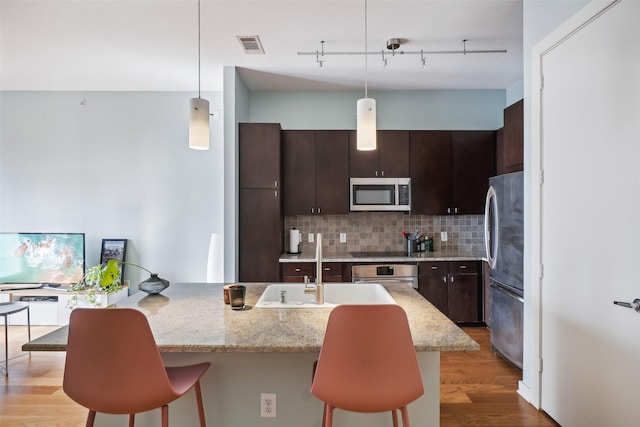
[{"x1": 25, "y1": 282, "x2": 478, "y2": 426}]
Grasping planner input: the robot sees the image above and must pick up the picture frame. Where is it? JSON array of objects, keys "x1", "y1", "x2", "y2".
[{"x1": 100, "y1": 239, "x2": 127, "y2": 283}]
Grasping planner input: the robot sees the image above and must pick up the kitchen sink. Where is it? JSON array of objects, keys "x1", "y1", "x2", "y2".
[{"x1": 255, "y1": 282, "x2": 396, "y2": 309}]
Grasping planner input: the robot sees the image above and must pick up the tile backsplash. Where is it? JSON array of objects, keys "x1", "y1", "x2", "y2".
[{"x1": 285, "y1": 213, "x2": 484, "y2": 254}]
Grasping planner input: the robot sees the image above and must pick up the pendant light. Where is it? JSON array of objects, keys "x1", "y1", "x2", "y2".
[
  {"x1": 356, "y1": 0, "x2": 376, "y2": 151},
  {"x1": 189, "y1": 0, "x2": 210, "y2": 150}
]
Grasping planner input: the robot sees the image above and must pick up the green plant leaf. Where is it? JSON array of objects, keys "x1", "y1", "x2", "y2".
[{"x1": 100, "y1": 259, "x2": 121, "y2": 288}]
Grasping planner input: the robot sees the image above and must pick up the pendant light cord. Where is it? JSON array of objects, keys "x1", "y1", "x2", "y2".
[
  {"x1": 364, "y1": 0, "x2": 368, "y2": 99},
  {"x1": 197, "y1": 0, "x2": 201, "y2": 99}
]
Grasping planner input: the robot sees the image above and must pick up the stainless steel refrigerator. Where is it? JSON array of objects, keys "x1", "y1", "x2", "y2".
[{"x1": 484, "y1": 171, "x2": 524, "y2": 369}]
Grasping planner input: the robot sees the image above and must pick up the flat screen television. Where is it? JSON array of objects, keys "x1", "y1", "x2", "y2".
[{"x1": 0, "y1": 232, "x2": 85, "y2": 285}]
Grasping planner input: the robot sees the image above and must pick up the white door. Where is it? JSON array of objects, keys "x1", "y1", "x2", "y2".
[{"x1": 539, "y1": 1, "x2": 640, "y2": 425}]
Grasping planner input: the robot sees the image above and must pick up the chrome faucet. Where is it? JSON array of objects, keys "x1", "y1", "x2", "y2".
[{"x1": 303, "y1": 233, "x2": 324, "y2": 304}]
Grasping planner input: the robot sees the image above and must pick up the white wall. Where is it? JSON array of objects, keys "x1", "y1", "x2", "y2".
[
  {"x1": 249, "y1": 89, "x2": 506, "y2": 130},
  {"x1": 0, "y1": 91, "x2": 224, "y2": 288},
  {"x1": 520, "y1": 0, "x2": 589, "y2": 405},
  {"x1": 222, "y1": 67, "x2": 250, "y2": 282}
]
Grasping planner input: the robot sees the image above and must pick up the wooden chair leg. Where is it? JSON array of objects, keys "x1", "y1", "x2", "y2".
[
  {"x1": 391, "y1": 408, "x2": 399, "y2": 427},
  {"x1": 324, "y1": 403, "x2": 334, "y2": 427},
  {"x1": 161, "y1": 405, "x2": 169, "y2": 427},
  {"x1": 85, "y1": 410, "x2": 96, "y2": 427},
  {"x1": 400, "y1": 406, "x2": 411, "y2": 427},
  {"x1": 195, "y1": 380, "x2": 206, "y2": 427},
  {"x1": 128, "y1": 413, "x2": 135, "y2": 427}
]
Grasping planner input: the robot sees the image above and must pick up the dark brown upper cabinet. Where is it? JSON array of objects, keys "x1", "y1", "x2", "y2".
[
  {"x1": 239, "y1": 123, "x2": 282, "y2": 189},
  {"x1": 349, "y1": 130, "x2": 410, "y2": 177},
  {"x1": 282, "y1": 130, "x2": 349, "y2": 215},
  {"x1": 497, "y1": 99, "x2": 523, "y2": 175},
  {"x1": 410, "y1": 130, "x2": 495, "y2": 215}
]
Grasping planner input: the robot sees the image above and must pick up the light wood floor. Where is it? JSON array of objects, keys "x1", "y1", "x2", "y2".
[{"x1": 1, "y1": 325, "x2": 558, "y2": 426}]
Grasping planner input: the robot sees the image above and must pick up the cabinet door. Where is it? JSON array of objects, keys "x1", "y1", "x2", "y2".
[
  {"x1": 451, "y1": 131, "x2": 495, "y2": 214},
  {"x1": 315, "y1": 131, "x2": 349, "y2": 214},
  {"x1": 239, "y1": 123, "x2": 281, "y2": 189},
  {"x1": 282, "y1": 130, "x2": 316, "y2": 215},
  {"x1": 378, "y1": 130, "x2": 410, "y2": 177},
  {"x1": 495, "y1": 127, "x2": 505, "y2": 175},
  {"x1": 239, "y1": 188, "x2": 282, "y2": 282},
  {"x1": 348, "y1": 130, "x2": 379, "y2": 177},
  {"x1": 447, "y1": 273, "x2": 480, "y2": 323},
  {"x1": 503, "y1": 99, "x2": 523, "y2": 173},
  {"x1": 409, "y1": 131, "x2": 452, "y2": 214},
  {"x1": 418, "y1": 262, "x2": 449, "y2": 315}
]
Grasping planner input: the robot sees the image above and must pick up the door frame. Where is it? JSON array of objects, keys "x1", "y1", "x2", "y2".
[{"x1": 527, "y1": 0, "x2": 621, "y2": 410}]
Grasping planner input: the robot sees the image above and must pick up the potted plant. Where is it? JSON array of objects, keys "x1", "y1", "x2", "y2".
[
  {"x1": 67, "y1": 259, "x2": 170, "y2": 308},
  {"x1": 66, "y1": 259, "x2": 125, "y2": 308}
]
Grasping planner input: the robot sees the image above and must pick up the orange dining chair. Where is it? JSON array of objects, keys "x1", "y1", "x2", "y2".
[
  {"x1": 63, "y1": 308, "x2": 210, "y2": 427},
  {"x1": 311, "y1": 304, "x2": 424, "y2": 427}
]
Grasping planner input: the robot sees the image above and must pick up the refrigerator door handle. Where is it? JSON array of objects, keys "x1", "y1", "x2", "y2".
[{"x1": 484, "y1": 186, "x2": 498, "y2": 269}]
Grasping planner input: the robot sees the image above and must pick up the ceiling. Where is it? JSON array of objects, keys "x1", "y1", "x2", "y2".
[{"x1": 0, "y1": 0, "x2": 523, "y2": 92}]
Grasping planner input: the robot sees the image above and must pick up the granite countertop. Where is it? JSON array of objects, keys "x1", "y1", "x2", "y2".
[
  {"x1": 24, "y1": 282, "x2": 479, "y2": 354},
  {"x1": 280, "y1": 249, "x2": 487, "y2": 263}
]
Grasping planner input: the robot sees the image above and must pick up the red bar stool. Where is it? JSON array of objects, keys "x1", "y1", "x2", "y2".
[
  {"x1": 311, "y1": 304, "x2": 424, "y2": 427},
  {"x1": 63, "y1": 308, "x2": 210, "y2": 426},
  {"x1": 0, "y1": 301, "x2": 31, "y2": 376}
]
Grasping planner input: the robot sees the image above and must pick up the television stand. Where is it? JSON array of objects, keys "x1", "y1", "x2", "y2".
[{"x1": 0, "y1": 286, "x2": 128, "y2": 325}]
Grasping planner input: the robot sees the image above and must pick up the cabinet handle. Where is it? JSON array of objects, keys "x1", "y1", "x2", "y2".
[
  {"x1": 274, "y1": 180, "x2": 278, "y2": 188},
  {"x1": 317, "y1": 207, "x2": 321, "y2": 214},
  {"x1": 381, "y1": 170, "x2": 385, "y2": 177},
  {"x1": 450, "y1": 276, "x2": 455, "y2": 283},
  {"x1": 459, "y1": 265, "x2": 467, "y2": 269},
  {"x1": 324, "y1": 267, "x2": 331, "y2": 271},
  {"x1": 447, "y1": 207, "x2": 451, "y2": 214},
  {"x1": 454, "y1": 207, "x2": 458, "y2": 214},
  {"x1": 311, "y1": 208, "x2": 315, "y2": 214},
  {"x1": 295, "y1": 268, "x2": 301, "y2": 272},
  {"x1": 431, "y1": 266, "x2": 438, "y2": 270},
  {"x1": 442, "y1": 276, "x2": 447, "y2": 283},
  {"x1": 274, "y1": 190, "x2": 278, "y2": 198}
]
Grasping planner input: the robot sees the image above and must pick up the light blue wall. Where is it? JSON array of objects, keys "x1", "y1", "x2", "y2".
[
  {"x1": 506, "y1": 79, "x2": 525, "y2": 106},
  {"x1": 0, "y1": 91, "x2": 224, "y2": 287},
  {"x1": 249, "y1": 89, "x2": 506, "y2": 130}
]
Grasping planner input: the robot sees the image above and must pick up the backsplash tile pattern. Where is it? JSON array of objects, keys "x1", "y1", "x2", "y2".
[{"x1": 285, "y1": 213, "x2": 484, "y2": 254}]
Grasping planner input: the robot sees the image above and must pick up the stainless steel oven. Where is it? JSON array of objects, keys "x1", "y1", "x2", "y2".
[{"x1": 352, "y1": 264, "x2": 418, "y2": 289}]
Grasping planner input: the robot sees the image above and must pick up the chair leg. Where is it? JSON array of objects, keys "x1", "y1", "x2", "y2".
[
  {"x1": 391, "y1": 408, "x2": 399, "y2": 427},
  {"x1": 324, "y1": 403, "x2": 334, "y2": 427},
  {"x1": 400, "y1": 406, "x2": 411, "y2": 427},
  {"x1": 86, "y1": 410, "x2": 96, "y2": 427},
  {"x1": 161, "y1": 405, "x2": 169, "y2": 427},
  {"x1": 195, "y1": 380, "x2": 206, "y2": 427},
  {"x1": 128, "y1": 413, "x2": 135, "y2": 427}
]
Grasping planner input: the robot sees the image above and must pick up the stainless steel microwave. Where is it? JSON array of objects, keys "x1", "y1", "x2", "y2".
[{"x1": 350, "y1": 177, "x2": 411, "y2": 211}]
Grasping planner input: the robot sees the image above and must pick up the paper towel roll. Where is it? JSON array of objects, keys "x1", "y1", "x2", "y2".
[
  {"x1": 206, "y1": 233, "x2": 224, "y2": 282},
  {"x1": 289, "y1": 229, "x2": 301, "y2": 253}
]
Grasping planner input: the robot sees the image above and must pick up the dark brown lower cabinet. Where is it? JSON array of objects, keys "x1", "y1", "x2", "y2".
[
  {"x1": 280, "y1": 262, "x2": 344, "y2": 282},
  {"x1": 418, "y1": 261, "x2": 482, "y2": 323},
  {"x1": 239, "y1": 189, "x2": 283, "y2": 282}
]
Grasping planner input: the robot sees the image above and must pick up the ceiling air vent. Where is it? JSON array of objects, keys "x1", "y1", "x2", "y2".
[{"x1": 237, "y1": 35, "x2": 265, "y2": 54}]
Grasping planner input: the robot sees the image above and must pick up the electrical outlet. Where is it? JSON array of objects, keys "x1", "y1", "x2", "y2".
[
  {"x1": 440, "y1": 231, "x2": 448, "y2": 242},
  {"x1": 340, "y1": 232, "x2": 347, "y2": 243},
  {"x1": 260, "y1": 393, "x2": 276, "y2": 418},
  {"x1": 308, "y1": 233, "x2": 314, "y2": 243}
]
